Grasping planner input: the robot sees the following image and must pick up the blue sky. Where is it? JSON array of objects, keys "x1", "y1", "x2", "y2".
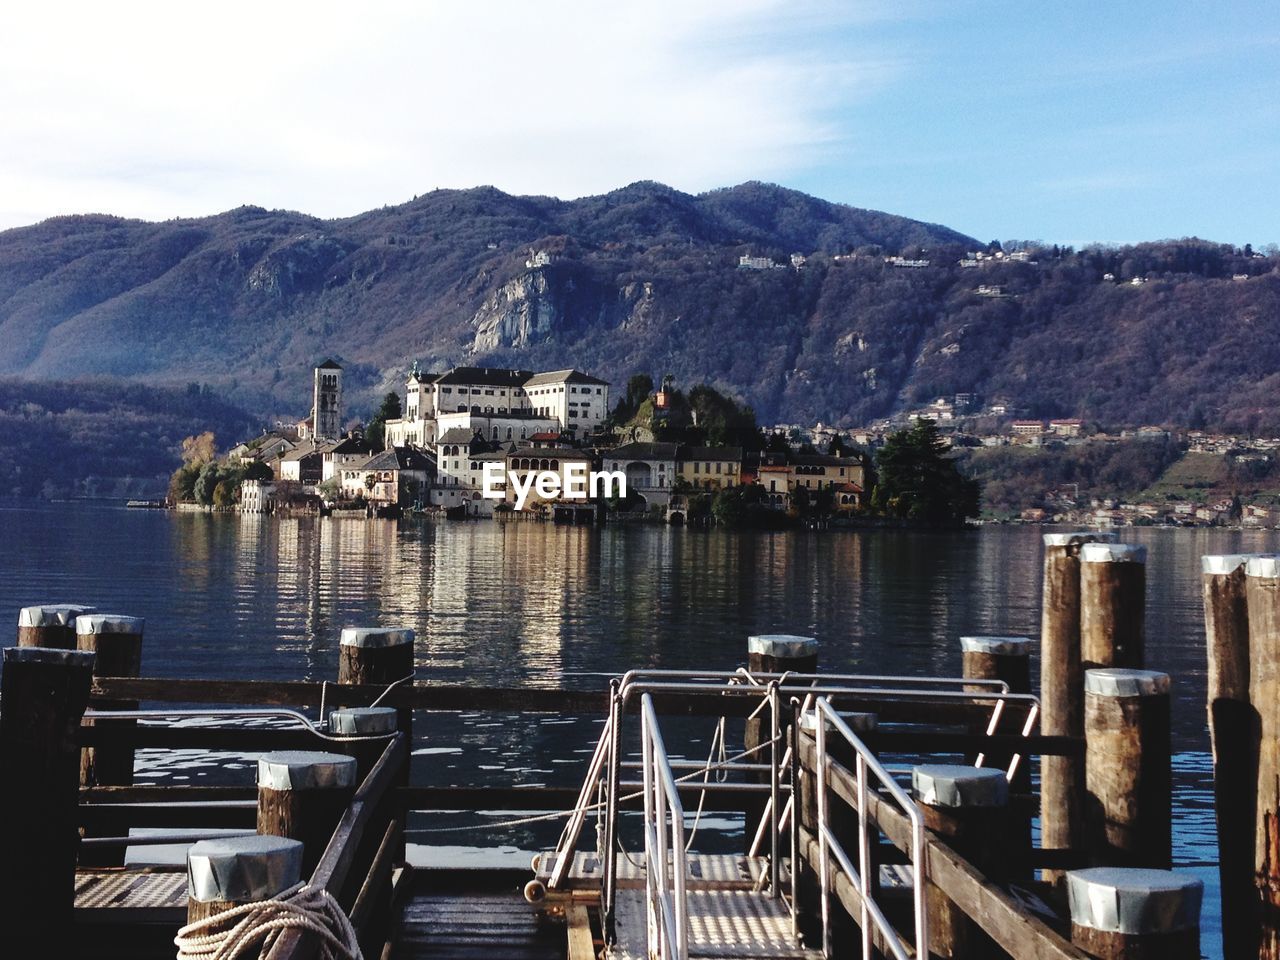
[{"x1": 0, "y1": 1, "x2": 1275, "y2": 246}]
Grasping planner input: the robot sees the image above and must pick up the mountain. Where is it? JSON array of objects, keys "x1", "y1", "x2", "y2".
[
  {"x1": 0, "y1": 379, "x2": 257, "y2": 498},
  {"x1": 1, "y1": 180, "x2": 1278, "y2": 435}
]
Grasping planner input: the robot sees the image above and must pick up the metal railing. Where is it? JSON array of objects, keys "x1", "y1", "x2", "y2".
[
  {"x1": 811, "y1": 697, "x2": 927, "y2": 960},
  {"x1": 641, "y1": 693, "x2": 689, "y2": 960},
  {"x1": 542, "y1": 667, "x2": 1039, "y2": 948}
]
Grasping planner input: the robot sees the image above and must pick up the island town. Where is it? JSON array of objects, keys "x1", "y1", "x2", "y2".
[
  {"x1": 165, "y1": 358, "x2": 1280, "y2": 528},
  {"x1": 206, "y1": 360, "x2": 871, "y2": 525}
]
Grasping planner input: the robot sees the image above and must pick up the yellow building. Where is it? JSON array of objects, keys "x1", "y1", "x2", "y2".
[{"x1": 675, "y1": 446, "x2": 742, "y2": 491}]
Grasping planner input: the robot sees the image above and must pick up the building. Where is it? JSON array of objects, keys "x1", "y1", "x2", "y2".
[
  {"x1": 357, "y1": 447, "x2": 434, "y2": 507},
  {"x1": 521, "y1": 370, "x2": 610, "y2": 436},
  {"x1": 676, "y1": 446, "x2": 742, "y2": 492},
  {"x1": 384, "y1": 367, "x2": 438, "y2": 447},
  {"x1": 240, "y1": 479, "x2": 276, "y2": 514},
  {"x1": 1049, "y1": 419, "x2": 1084, "y2": 438},
  {"x1": 277, "y1": 445, "x2": 326, "y2": 485},
  {"x1": 312, "y1": 359, "x2": 343, "y2": 441},
  {"x1": 321, "y1": 434, "x2": 375, "y2": 483},
  {"x1": 738, "y1": 255, "x2": 779, "y2": 270},
  {"x1": 383, "y1": 365, "x2": 610, "y2": 447},
  {"x1": 791, "y1": 454, "x2": 866, "y2": 496},
  {"x1": 757, "y1": 464, "x2": 793, "y2": 509},
  {"x1": 434, "y1": 411, "x2": 562, "y2": 447},
  {"x1": 605, "y1": 442, "x2": 679, "y2": 507},
  {"x1": 503, "y1": 447, "x2": 598, "y2": 513},
  {"x1": 1011, "y1": 420, "x2": 1045, "y2": 437}
]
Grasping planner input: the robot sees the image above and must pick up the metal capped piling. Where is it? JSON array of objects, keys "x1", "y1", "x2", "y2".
[
  {"x1": 1066, "y1": 867, "x2": 1202, "y2": 959},
  {"x1": 256, "y1": 751, "x2": 358, "y2": 877},
  {"x1": 1245, "y1": 554, "x2": 1280, "y2": 958},
  {"x1": 1080, "y1": 542, "x2": 1147, "y2": 671},
  {"x1": 1083, "y1": 669, "x2": 1172, "y2": 869},
  {"x1": 17, "y1": 602, "x2": 97, "y2": 649},
  {"x1": 186, "y1": 835, "x2": 304, "y2": 923},
  {"x1": 913, "y1": 763, "x2": 1015, "y2": 959},
  {"x1": 1040, "y1": 530, "x2": 1117, "y2": 881}
]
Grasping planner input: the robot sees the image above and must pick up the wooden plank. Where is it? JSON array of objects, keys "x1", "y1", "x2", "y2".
[
  {"x1": 82, "y1": 785, "x2": 256, "y2": 802},
  {"x1": 90, "y1": 676, "x2": 1030, "y2": 726},
  {"x1": 79, "y1": 803, "x2": 254, "y2": 830},
  {"x1": 797, "y1": 825, "x2": 916, "y2": 959},
  {"x1": 349, "y1": 817, "x2": 400, "y2": 930},
  {"x1": 265, "y1": 734, "x2": 406, "y2": 960},
  {"x1": 796, "y1": 738, "x2": 1093, "y2": 960},
  {"x1": 78, "y1": 725, "x2": 323, "y2": 750}
]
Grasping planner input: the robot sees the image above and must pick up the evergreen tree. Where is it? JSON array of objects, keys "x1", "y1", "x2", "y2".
[
  {"x1": 872, "y1": 420, "x2": 980, "y2": 527},
  {"x1": 366, "y1": 391, "x2": 403, "y2": 450}
]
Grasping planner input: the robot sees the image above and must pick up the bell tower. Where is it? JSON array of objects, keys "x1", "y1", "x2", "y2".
[{"x1": 312, "y1": 359, "x2": 343, "y2": 440}]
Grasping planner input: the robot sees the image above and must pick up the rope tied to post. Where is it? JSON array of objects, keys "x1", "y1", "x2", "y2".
[{"x1": 175, "y1": 883, "x2": 363, "y2": 960}]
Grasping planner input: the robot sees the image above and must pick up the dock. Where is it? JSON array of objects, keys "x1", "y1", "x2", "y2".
[{"x1": 2, "y1": 533, "x2": 1243, "y2": 959}]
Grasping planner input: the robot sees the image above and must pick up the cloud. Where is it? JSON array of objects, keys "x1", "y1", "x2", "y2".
[{"x1": 0, "y1": 0, "x2": 902, "y2": 228}]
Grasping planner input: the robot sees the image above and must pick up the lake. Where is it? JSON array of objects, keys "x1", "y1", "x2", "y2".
[{"x1": 3, "y1": 500, "x2": 1272, "y2": 956}]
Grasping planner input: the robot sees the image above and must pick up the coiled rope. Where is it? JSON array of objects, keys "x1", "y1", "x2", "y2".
[{"x1": 174, "y1": 883, "x2": 363, "y2": 960}]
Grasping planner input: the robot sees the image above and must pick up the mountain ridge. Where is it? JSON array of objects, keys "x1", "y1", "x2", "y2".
[{"x1": 1, "y1": 180, "x2": 1277, "y2": 433}]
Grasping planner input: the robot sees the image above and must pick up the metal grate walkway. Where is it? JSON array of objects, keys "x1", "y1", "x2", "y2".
[{"x1": 608, "y1": 888, "x2": 820, "y2": 960}]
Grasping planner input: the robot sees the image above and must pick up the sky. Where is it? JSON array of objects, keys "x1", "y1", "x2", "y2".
[{"x1": 1, "y1": 1, "x2": 1276, "y2": 246}]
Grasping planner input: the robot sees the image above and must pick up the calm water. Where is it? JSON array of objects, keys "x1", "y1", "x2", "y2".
[{"x1": 3, "y1": 501, "x2": 1273, "y2": 955}]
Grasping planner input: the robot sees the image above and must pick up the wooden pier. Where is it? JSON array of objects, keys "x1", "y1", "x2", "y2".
[{"x1": 0, "y1": 539, "x2": 1230, "y2": 959}]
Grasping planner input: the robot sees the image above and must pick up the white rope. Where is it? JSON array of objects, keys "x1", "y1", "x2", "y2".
[{"x1": 175, "y1": 884, "x2": 363, "y2": 960}]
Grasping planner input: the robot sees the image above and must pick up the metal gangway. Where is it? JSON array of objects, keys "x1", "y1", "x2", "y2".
[{"x1": 530, "y1": 669, "x2": 1041, "y2": 960}]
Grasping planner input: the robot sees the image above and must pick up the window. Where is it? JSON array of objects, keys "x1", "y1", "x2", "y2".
[
  {"x1": 715, "y1": 463, "x2": 722, "y2": 474},
  {"x1": 443, "y1": 387, "x2": 452, "y2": 395},
  {"x1": 693, "y1": 463, "x2": 700, "y2": 474}
]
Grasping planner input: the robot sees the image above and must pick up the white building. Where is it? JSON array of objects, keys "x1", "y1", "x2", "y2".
[{"x1": 383, "y1": 366, "x2": 610, "y2": 449}]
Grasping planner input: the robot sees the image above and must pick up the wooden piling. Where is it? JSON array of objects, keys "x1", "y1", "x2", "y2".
[
  {"x1": 16, "y1": 603, "x2": 96, "y2": 649},
  {"x1": 328, "y1": 706, "x2": 399, "y2": 779},
  {"x1": 961, "y1": 634, "x2": 1032, "y2": 694},
  {"x1": 1080, "y1": 543, "x2": 1147, "y2": 672},
  {"x1": 1083, "y1": 668, "x2": 1171, "y2": 869},
  {"x1": 0, "y1": 646, "x2": 96, "y2": 956},
  {"x1": 1246, "y1": 554, "x2": 1280, "y2": 958},
  {"x1": 338, "y1": 626, "x2": 415, "y2": 686},
  {"x1": 911, "y1": 764, "x2": 1013, "y2": 959},
  {"x1": 186, "y1": 835, "x2": 303, "y2": 923},
  {"x1": 745, "y1": 634, "x2": 817, "y2": 852},
  {"x1": 1202, "y1": 552, "x2": 1263, "y2": 957},
  {"x1": 961, "y1": 635, "x2": 1032, "y2": 778},
  {"x1": 338, "y1": 626, "x2": 414, "y2": 742},
  {"x1": 1066, "y1": 867, "x2": 1201, "y2": 960},
  {"x1": 75, "y1": 615, "x2": 144, "y2": 787},
  {"x1": 1041, "y1": 531, "x2": 1115, "y2": 884},
  {"x1": 256, "y1": 750, "x2": 358, "y2": 877}
]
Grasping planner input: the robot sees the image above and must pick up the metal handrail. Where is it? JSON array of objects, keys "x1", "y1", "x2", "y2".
[
  {"x1": 641, "y1": 694, "x2": 688, "y2": 960},
  {"x1": 545, "y1": 668, "x2": 1039, "y2": 937},
  {"x1": 812, "y1": 697, "x2": 927, "y2": 960}
]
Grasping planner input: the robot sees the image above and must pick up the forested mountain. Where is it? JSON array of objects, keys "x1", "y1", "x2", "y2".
[
  {"x1": 1, "y1": 180, "x2": 1278, "y2": 435},
  {"x1": 0, "y1": 379, "x2": 256, "y2": 498}
]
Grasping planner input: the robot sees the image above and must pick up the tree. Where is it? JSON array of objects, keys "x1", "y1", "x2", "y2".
[
  {"x1": 244, "y1": 460, "x2": 274, "y2": 481},
  {"x1": 365, "y1": 392, "x2": 403, "y2": 451},
  {"x1": 169, "y1": 463, "x2": 200, "y2": 503},
  {"x1": 872, "y1": 420, "x2": 980, "y2": 527},
  {"x1": 181, "y1": 431, "x2": 217, "y2": 466},
  {"x1": 611, "y1": 373, "x2": 655, "y2": 424}
]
